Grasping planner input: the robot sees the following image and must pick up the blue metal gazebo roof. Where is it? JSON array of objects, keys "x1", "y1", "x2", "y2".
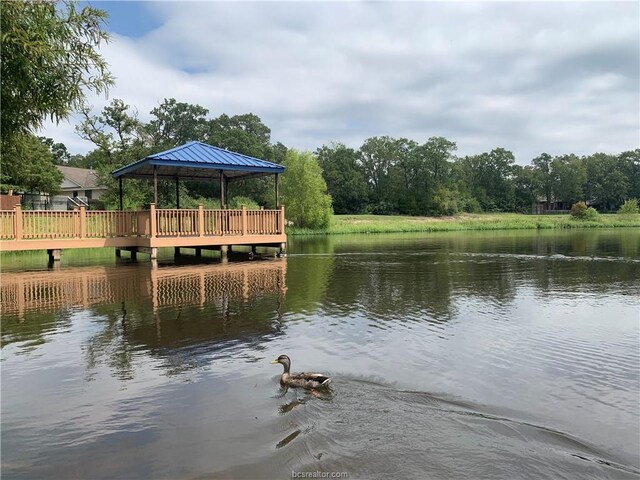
[{"x1": 111, "y1": 141, "x2": 285, "y2": 181}]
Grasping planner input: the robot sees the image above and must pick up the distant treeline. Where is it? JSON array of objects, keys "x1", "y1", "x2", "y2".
[{"x1": 7, "y1": 98, "x2": 639, "y2": 217}]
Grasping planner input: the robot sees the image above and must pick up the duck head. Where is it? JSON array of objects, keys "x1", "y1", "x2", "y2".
[{"x1": 271, "y1": 354, "x2": 291, "y2": 373}]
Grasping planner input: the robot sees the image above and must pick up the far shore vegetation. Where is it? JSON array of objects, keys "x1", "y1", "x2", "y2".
[{"x1": 287, "y1": 211, "x2": 640, "y2": 235}]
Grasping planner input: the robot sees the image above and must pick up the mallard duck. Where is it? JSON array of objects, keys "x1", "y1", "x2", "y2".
[{"x1": 271, "y1": 355, "x2": 331, "y2": 389}]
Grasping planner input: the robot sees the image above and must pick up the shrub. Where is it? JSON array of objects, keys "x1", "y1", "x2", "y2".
[
  {"x1": 618, "y1": 198, "x2": 639, "y2": 215},
  {"x1": 570, "y1": 201, "x2": 588, "y2": 219},
  {"x1": 228, "y1": 196, "x2": 260, "y2": 210},
  {"x1": 431, "y1": 188, "x2": 462, "y2": 216},
  {"x1": 280, "y1": 149, "x2": 333, "y2": 229},
  {"x1": 584, "y1": 207, "x2": 599, "y2": 221}
]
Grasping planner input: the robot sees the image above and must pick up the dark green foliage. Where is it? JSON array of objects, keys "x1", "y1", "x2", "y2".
[
  {"x1": 1, "y1": 0, "x2": 112, "y2": 192},
  {"x1": 227, "y1": 196, "x2": 261, "y2": 210},
  {"x1": 1, "y1": 134, "x2": 63, "y2": 194},
  {"x1": 316, "y1": 143, "x2": 367, "y2": 214}
]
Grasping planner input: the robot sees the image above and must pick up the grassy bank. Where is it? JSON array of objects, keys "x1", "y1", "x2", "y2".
[{"x1": 287, "y1": 213, "x2": 640, "y2": 235}]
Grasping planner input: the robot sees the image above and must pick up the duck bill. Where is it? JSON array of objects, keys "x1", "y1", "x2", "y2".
[{"x1": 270, "y1": 359, "x2": 279, "y2": 364}]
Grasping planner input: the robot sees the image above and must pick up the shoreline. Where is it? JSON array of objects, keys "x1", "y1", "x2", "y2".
[{"x1": 287, "y1": 213, "x2": 640, "y2": 235}]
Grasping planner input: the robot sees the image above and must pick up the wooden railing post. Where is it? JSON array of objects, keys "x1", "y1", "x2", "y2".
[
  {"x1": 150, "y1": 203, "x2": 157, "y2": 239},
  {"x1": 79, "y1": 206, "x2": 87, "y2": 239},
  {"x1": 241, "y1": 205, "x2": 247, "y2": 236},
  {"x1": 14, "y1": 205, "x2": 22, "y2": 241},
  {"x1": 198, "y1": 204, "x2": 204, "y2": 237},
  {"x1": 73, "y1": 207, "x2": 80, "y2": 238},
  {"x1": 280, "y1": 204, "x2": 285, "y2": 234}
]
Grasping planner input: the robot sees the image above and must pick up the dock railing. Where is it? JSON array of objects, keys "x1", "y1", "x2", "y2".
[{"x1": 0, "y1": 204, "x2": 285, "y2": 242}]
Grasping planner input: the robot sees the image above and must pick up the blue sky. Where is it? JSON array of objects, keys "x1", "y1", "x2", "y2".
[{"x1": 44, "y1": 1, "x2": 640, "y2": 163}]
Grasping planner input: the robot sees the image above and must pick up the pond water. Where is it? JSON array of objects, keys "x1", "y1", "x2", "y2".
[{"x1": 1, "y1": 229, "x2": 639, "y2": 479}]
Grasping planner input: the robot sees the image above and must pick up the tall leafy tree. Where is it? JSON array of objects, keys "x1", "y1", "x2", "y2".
[
  {"x1": 359, "y1": 136, "x2": 400, "y2": 212},
  {"x1": 456, "y1": 148, "x2": 515, "y2": 211},
  {"x1": 1, "y1": 134, "x2": 63, "y2": 194},
  {"x1": 551, "y1": 154, "x2": 585, "y2": 206},
  {"x1": 531, "y1": 153, "x2": 553, "y2": 208},
  {"x1": 512, "y1": 165, "x2": 537, "y2": 213},
  {"x1": 206, "y1": 113, "x2": 272, "y2": 159},
  {"x1": 147, "y1": 98, "x2": 209, "y2": 148},
  {"x1": 1, "y1": 0, "x2": 112, "y2": 191},
  {"x1": 618, "y1": 149, "x2": 640, "y2": 200},
  {"x1": 280, "y1": 150, "x2": 333, "y2": 229},
  {"x1": 584, "y1": 153, "x2": 628, "y2": 210},
  {"x1": 316, "y1": 143, "x2": 367, "y2": 214}
]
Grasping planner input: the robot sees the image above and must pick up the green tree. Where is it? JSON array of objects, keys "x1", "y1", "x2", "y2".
[
  {"x1": 455, "y1": 148, "x2": 515, "y2": 211},
  {"x1": 207, "y1": 113, "x2": 271, "y2": 159},
  {"x1": 147, "y1": 98, "x2": 209, "y2": 148},
  {"x1": 1, "y1": 0, "x2": 112, "y2": 191},
  {"x1": 280, "y1": 150, "x2": 333, "y2": 229},
  {"x1": 532, "y1": 153, "x2": 553, "y2": 208},
  {"x1": 38, "y1": 137, "x2": 70, "y2": 165},
  {"x1": 77, "y1": 100, "x2": 152, "y2": 209},
  {"x1": 584, "y1": 153, "x2": 628, "y2": 211},
  {"x1": 316, "y1": 143, "x2": 368, "y2": 214},
  {"x1": 1, "y1": 134, "x2": 63, "y2": 193},
  {"x1": 358, "y1": 136, "x2": 398, "y2": 210},
  {"x1": 512, "y1": 165, "x2": 537, "y2": 213},
  {"x1": 551, "y1": 154, "x2": 585, "y2": 207},
  {"x1": 618, "y1": 149, "x2": 640, "y2": 200}
]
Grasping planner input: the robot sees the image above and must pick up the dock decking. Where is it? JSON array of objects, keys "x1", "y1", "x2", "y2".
[{"x1": 0, "y1": 204, "x2": 286, "y2": 257}]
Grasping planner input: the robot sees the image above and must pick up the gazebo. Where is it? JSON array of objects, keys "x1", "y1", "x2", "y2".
[
  {"x1": 111, "y1": 140, "x2": 285, "y2": 209},
  {"x1": 0, "y1": 141, "x2": 287, "y2": 264}
]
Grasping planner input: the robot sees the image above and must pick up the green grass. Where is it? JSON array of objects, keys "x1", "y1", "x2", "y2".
[{"x1": 286, "y1": 213, "x2": 640, "y2": 235}]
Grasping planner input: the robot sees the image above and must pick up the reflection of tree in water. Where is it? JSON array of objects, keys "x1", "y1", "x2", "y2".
[
  {"x1": 84, "y1": 302, "x2": 135, "y2": 381},
  {"x1": 283, "y1": 254, "x2": 334, "y2": 314},
  {"x1": 297, "y1": 230, "x2": 640, "y2": 325}
]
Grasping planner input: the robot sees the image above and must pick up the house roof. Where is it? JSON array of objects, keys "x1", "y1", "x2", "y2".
[
  {"x1": 57, "y1": 166, "x2": 104, "y2": 190},
  {"x1": 111, "y1": 141, "x2": 285, "y2": 182}
]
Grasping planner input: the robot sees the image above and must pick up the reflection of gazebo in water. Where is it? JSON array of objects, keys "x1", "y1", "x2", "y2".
[
  {"x1": 1, "y1": 260, "x2": 287, "y2": 322},
  {"x1": 1, "y1": 261, "x2": 287, "y2": 377}
]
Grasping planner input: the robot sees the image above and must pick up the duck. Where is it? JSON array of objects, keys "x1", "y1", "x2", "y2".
[{"x1": 271, "y1": 354, "x2": 332, "y2": 389}]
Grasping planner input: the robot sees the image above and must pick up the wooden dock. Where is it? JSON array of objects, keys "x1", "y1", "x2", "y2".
[{"x1": 0, "y1": 204, "x2": 286, "y2": 261}]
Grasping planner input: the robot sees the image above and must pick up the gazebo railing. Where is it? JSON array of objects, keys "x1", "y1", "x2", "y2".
[{"x1": 0, "y1": 204, "x2": 285, "y2": 241}]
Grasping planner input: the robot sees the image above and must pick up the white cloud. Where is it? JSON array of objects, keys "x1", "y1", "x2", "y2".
[{"x1": 40, "y1": 1, "x2": 640, "y2": 163}]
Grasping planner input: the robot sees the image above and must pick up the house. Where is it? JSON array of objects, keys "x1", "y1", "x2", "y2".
[
  {"x1": 21, "y1": 166, "x2": 108, "y2": 210},
  {"x1": 57, "y1": 166, "x2": 106, "y2": 201}
]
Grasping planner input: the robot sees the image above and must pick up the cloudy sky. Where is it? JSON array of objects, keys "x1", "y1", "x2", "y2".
[{"x1": 43, "y1": 1, "x2": 639, "y2": 163}]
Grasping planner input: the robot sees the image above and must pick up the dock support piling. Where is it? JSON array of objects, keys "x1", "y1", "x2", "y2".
[{"x1": 47, "y1": 249, "x2": 62, "y2": 263}]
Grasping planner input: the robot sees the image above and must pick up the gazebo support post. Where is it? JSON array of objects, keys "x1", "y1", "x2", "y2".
[
  {"x1": 119, "y1": 177, "x2": 124, "y2": 211},
  {"x1": 225, "y1": 176, "x2": 229, "y2": 207},
  {"x1": 219, "y1": 172, "x2": 225, "y2": 208},
  {"x1": 275, "y1": 173, "x2": 279, "y2": 208},
  {"x1": 175, "y1": 177, "x2": 180, "y2": 209},
  {"x1": 153, "y1": 165, "x2": 158, "y2": 205},
  {"x1": 175, "y1": 176, "x2": 181, "y2": 234}
]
